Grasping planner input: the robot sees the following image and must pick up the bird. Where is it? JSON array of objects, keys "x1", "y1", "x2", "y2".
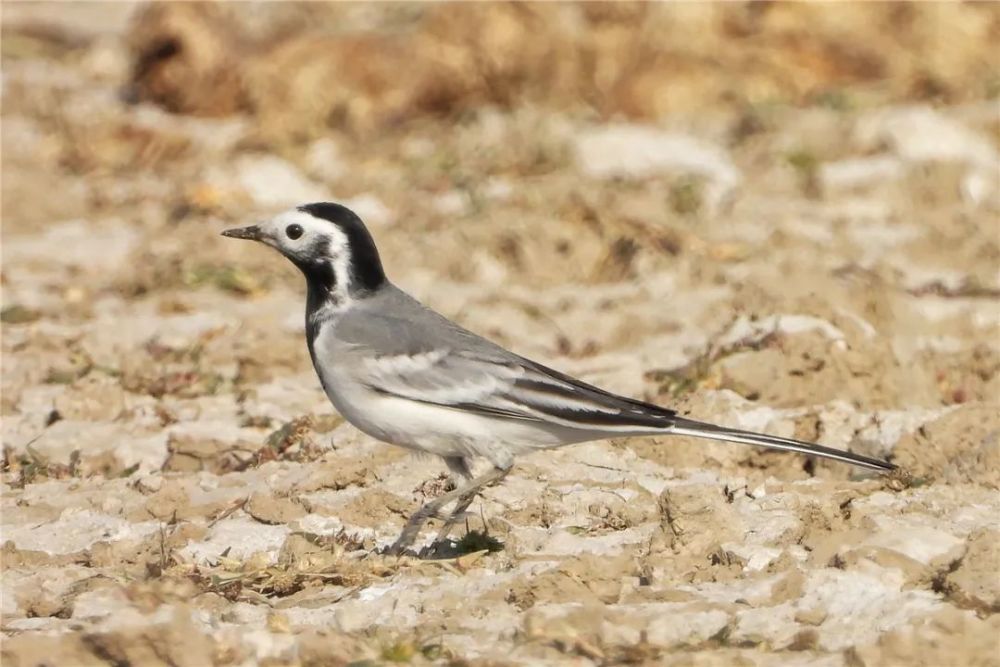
[{"x1": 222, "y1": 202, "x2": 895, "y2": 555}]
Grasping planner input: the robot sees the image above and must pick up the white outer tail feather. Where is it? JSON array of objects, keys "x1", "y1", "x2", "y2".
[{"x1": 666, "y1": 417, "x2": 895, "y2": 472}]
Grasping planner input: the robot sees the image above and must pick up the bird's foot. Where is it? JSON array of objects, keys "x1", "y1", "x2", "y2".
[{"x1": 417, "y1": 541, "x2": 448, "y2": 559}]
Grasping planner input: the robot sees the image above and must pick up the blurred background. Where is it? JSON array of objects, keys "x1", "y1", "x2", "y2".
[
  {"x1": 2, "y1": 3, "x2": 1000, "y2": 663},
  {"x1": 4, "y1": 1, "x2": 998, "y2": 426}
]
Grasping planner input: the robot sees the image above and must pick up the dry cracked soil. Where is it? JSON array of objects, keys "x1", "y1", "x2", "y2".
[{"x1": 2, "y1": 3, "x2": 999, "y2": 666}]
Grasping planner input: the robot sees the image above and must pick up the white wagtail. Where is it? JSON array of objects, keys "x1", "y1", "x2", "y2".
[{"x1": 223, "y1": 202, "x2": 895, "y2": 554}]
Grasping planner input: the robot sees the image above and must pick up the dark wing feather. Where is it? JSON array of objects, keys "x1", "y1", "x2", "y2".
[{"x1": 359, "y1": 345, "x2": 677, "y2": 432}]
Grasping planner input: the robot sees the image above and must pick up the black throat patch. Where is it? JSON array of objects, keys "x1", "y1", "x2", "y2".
[
  {"x1": 291, "y1": 234, "x2": 338, "y2": 303},
  {"x1": 298, "y1": 202, "x2": 386, "y2": 295}
]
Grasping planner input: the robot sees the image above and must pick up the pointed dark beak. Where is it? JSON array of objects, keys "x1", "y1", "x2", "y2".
[{"x1": 221, "y1": 225, "x2": 263, "y2": 241}]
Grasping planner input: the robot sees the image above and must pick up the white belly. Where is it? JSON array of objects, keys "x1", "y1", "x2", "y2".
[
  {"x1": 309, "y1": 324, "x2": 587, "y2": 466},
  {"x1": 313, "y1": 358, "x2": 570, "y2": 467}
]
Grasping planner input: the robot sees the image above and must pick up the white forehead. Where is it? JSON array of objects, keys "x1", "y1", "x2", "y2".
[{"x1": 267, "y1": 208, "x2": 349, "y2": 250}]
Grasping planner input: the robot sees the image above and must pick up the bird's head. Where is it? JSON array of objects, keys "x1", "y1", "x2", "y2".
[{"x1": 222, "y1": 202, "x2": 386, "y2": 300}]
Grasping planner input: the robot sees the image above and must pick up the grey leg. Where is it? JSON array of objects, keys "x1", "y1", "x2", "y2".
[
  {"x1": 431, "y1": 490, "x2": 479, "y2": 545},
  {"x1": 443, "y1": 456, "x2": 473, "y2": 485},
  {"x1": 388, "y1": 463, "x2": 511, "y2": 556}
]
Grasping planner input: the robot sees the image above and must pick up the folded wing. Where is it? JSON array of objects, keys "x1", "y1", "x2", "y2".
[
  {"x1": 357, "y1": 347, "x2": 894, "y2": 471},
  {"x1": 359, "y1": 348, "x2": 677, "y2": 430}
]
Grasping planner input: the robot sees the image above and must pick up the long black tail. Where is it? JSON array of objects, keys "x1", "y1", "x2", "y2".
[{"x1": 667, "y1": 417, "x2": 895, "y2": 472}]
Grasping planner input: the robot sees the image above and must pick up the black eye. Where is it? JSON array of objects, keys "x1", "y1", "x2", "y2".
[{"x1": 285, "y1": 224, "x2": 303, "y2": 240}]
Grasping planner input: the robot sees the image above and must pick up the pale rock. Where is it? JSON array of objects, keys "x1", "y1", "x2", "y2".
[
  {"x1": 0, "y1": 2, "x2": 137, "y2": 37},
  {"x1": 235, "y1": 629, "x2": 298, "y2": 663},
  {"x1": 816, "y1": 403, "x2": 953, "y2": 459},
  {"x1": 222, "y1": 602, "x2": 270, "y2": 625},
  {"x1": 961, "y1": 168, "x2": 996, "y2": 205},
  {"x1": 834, "y1": 308, "x2": 878, "y2": 338},
  {"x1": 894, "y1": 265, "x2": 970, "y2": 293},
  {"x1": 291, "y1": 513, "x2": 377, "y2": 544},
  {"x1": 599, "y1": 616, "x2": 643, "y2": 646},
  {"x1": 1, "y1": 116, "x2": 45, "y2": 155},
  {"x1": 331, "y1": 582, "x2": 419, "y2": 633},
  {"x1": 128, "y1": 310, "x2": 233, "y2": 351},
  {"x1": 80, "y1": 36, "x2": 130, "y2": 82},
  {"x1": 100, "y1": 495, "x2": 124, "y2": 515},
  {"x1": 166, "y1": 419, "x2": 249, "y2": 447},
  {"x1": 737, "y1": 495, "x2": 803, "y2": 545},
  {"x1": 5, "y1": 566, "x2": 92, "y2": 617},
  {"x1": 357, "y1": 583, "x2": 397, "y2": 603},
  {"x1": 230, "y1": 155, "x2": 328, "y2": 209},
  {"x1": 483, "y1": 178, "x2": 513, "y2": 201},
  {"x1": 197, "y1": 473, "x2": 221, "y2": 491},
  {"x1": 732, "y1": 603, "x2": 798, "y2": 647},
  {"x1": 305, "y1": 137, "x2": 346, "y2": 183},
  {"x1": 178, "y1": 516, "x2": 289, "y2": 565},
  {"x1": 71, "y1": 587, "x2": 130, "y2": 620},
  {"x1": 3, "y1": 509, "x2": 159, "y2": 554},
  {"x1": 2, "y1": 617, "x2": 66, "y2": 632},
  {"x1": 119, "y1": 432, "x2": 171, "y2": 472},
  {"x1": 859, "y1": 491, "x2": 902, "y2": 509},
  {"x1": 1, "y1": 580, "x2": 19, "y2": 617},
  {"x1": 645, "y1": 608, "x2": 730, "y2": 647},
  {"x1": 683, "y1": 390, "x2": 803, "y2": 443},
  {"x1": 275, "y1": 603, "x2": 347, "y2": 632},
  {"x1": 3, "y1": 386, "x2": 66, "y2": 438},
  {"x1": 820, "y1": 155, "x2": 904, "y2": 194},
  {"x1": 472, "y1": 251, "x2": 510, "y2": 285},
  {"x1": 10, "y1": 421, "x2": 142, "y2": 468},
  {"x1": 54, "y1": 375, "x2": 126, "y2": 421},
  {"x1": 135, "y1": 473, "x2": 164, "y2": 494},
  {"x1": 717, "y1": 313, "x2": 846, "y2": 348},
  {"x1": 947, "y1": 505, "x2": 1000, "y2": 537},
  {"x1": 799, "y1": 568, "x2": 942, "y2": 651},
  {"x1": 532, "y1": 525, "x2": 654, "y2": 557},
  {"x1": 946, "y1": 529, "x2": 1000, "y2": 611},
  {"x1": 238, "y1": 374, "x2": 333, "y2": 422},
  {"x1": 722, "y1": 543, "x2": 783, "y2": 571},
  {"x1": 854, "y1": 105, "x2": 999, "y2": 205},
  {"x1": 914, "y1": 335, "x2": 966, "y2": 354},
  {"x1": 401, "y1": 136, "x2": 434, "y2": 159},
  {"x1": 862, "y1": 526, "x2": 965, "y2": 566},
  {"x1": 4, "y1": 221, "x2": 139, "y2": 272},
  {"x1": 340, "y1": 193, "x2": 393, "y2": 227},
  {"x1": 855, "y1": 105, "x2": 997, "y2": 169},
  {"x1": 574, "y1": 124, "x2": 740, "y2": 213},
  {"x1": 432, "y1": 190, "x2": 471, "y2": 216}
]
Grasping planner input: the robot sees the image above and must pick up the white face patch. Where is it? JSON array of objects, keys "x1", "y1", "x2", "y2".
[
  {"x1": 265, "y1": 209, "x2": 349, "y2": 260},
  {"x1": 261, "y1": 208, "x2": 354, "y2": 299}
]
